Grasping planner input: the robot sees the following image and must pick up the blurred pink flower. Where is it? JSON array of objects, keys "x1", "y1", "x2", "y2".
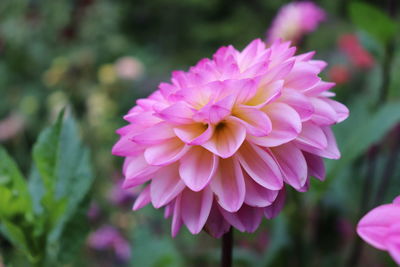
[
  {"x1": 357, "y1": 196, "x2": 400, "y2": 265},
  {"x1": 109, "y1": 180, "x2": 139, "y2": 207},
  {"x1": 328, "y1": 65, "x2": 350, "y2": 85},
  {"x1": 112, "y1": 39, "x2": 348, "y2": 237},
  {"x1": 267, "y1": 2, "x2": 325, "y2": 44},
  {"x1": 88, "y1": 226, "x2": 131, "y2": 262},
  {"x1": 115, "y1": 56, "x2": 144, "y2": 80},
  {"x1": 338, "y1": 34, "x2": 374, "y2": 69},
  {"x1": 0, "y1": 113, "x2": 25, "y2": 142}
]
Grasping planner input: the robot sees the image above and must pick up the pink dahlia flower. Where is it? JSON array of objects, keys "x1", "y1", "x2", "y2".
[
  {"x1": 112, "y1": 39, "x2": 349, "y2": 237},
  {"x1": 267, "y1": 2, "x2": 325, "y2": 44},
  {"x1": 357, "y1": 196, "x2": 400, "y2": 264}
]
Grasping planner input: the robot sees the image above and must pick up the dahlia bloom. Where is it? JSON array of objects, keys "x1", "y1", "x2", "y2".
[
  {"x1": 112, "y1": 39, "x2": 349, "y2": 237},
  {"x1": 267, "y1": 2, "x2": 325, "y2": 44},
  {"x1": 357, "y1": 196, "x2": 400, "y2": 265}
]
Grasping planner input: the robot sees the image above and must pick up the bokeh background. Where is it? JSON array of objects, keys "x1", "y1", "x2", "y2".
[{"x1": 0, "y1": 0, "x2": 399, "y2": 266}]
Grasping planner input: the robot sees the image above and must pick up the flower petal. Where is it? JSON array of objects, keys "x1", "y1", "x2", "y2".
[
  {"x1": 250, "y1": 102, "x2": 301, "y2": 147},
  {"x1": 233, "y1": 106, "x2": 272, "y2": 137},
  {"x1": 174, "y1": 123, "x2": 214, "y2": 145},
  {"x1": 202, "y1": 117, "x2": 246, "y2": 158},
  {"x1": 144, "y1": 138, "x2": 189, "y2": 166},
  {"x1": 150, "y1": 163, "x2": 185, "y2": 208},
  {"x1": 296, "y1": 121, "x2": 328, "y2": 150},
  {"x1": 295, "y1": 127, "x2": 340, "y2": 159},
  {"x1": 310, "y1": 97, "x2": 338, "y2": 125},
  {"x1": 220, "y1": 204, "x2": 263, "y2": 233},
  {"x1": 357, "y1": 204, "x2": 400, "y2": 250},
  {"x1": 131, "y1": 122, "x2": 175, "y2": 145},
  {"x1": 210, "y1": 157, "x2": 245, "y2": 212},
  {"x1": 179, "y1": 147, "x2": 218, "y2": 191},
  {"x1": 303, "y1": 152, "x2": 325, "y2": 181},
  {"x1": 133, "y1": 186, "x2": 151, "y2": 210},
  {"x1": 244, "y1": 172, "x2": 279, "y2": 207},
  {"x1": 279, "y1": 88, "x2": 314, "y2": 121},
  {"x1": 237, "y1": 142, "x2": 283, "y2": 190},
  {"x1": 171, "y1": 196, "x2": 183, "y2": 237},
  {"x1": 246, "y1": 80, "x2": 283, "y2": 107},
  {"x1": 271, "y1": 143, "x2": 308, "y2": 190},
  {"x1": 325, "y1": 98, "x2": 350, "y2": 123},
  {"x1": 204, "y1": 202, "x2": 231, "y2": 238},
  {"x1": 156, "y1": 101, "x2": 196, "y2": 124},
  {"x1": 181, "y1": 187, "x2": 213, "y2": 234},
  {"x1": 122, "y1": 155, "x2": 159, "y2": 189},
  {"x1": 264, "y1": 188, "x2": 286, "y2": 219}
]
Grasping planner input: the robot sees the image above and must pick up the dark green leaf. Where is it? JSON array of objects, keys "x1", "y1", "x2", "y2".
[
  {"x1": 0, "y1": 146, "x2": 31, "y2": 217},
  {"x1": 349, "y1": 2, "x2": 396, "y2": 45}
]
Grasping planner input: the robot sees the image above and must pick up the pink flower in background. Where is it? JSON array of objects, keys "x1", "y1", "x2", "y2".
[
  {"x1": 112, "y1": 39, "x2": 348, "y2": 237},
  {"x1": 338, "y1": 34, "x2": 374, "y2": 69},
  {"x1": 328, "y1": 65, "x2": 350, "y2": 85},
  {"x1": 267, "y1": 2, "x2": 325, "y2": 44},
  {"x1": 88, "y1": 226, "x2": 131, "y2": 262},
  {"x1": 115, "y1": 56, "x2": 144, "y2": 80},
  {"x1": 357, "y1": 196, "x2": 400, "y2": 265}
]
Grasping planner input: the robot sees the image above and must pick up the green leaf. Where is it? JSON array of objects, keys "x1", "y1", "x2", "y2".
[
  {"x1": 57, "y1": 197, "x2": 91, "y2": 264},
  {"x1": 0, "y1": 146, "x2": 31, "y2": 217},
  {"x1": 32, "y1": 110, "x2": 64, "y2": 202},
  {"x1": 0, "y1": 220, "x2": 29, "y2": 256},
  {"x1": 328, "y1": 101, "x2": 400, "y2": 176},
  {"x1": 349, "y1": 2, "x2": 396, "y2": 45},
  {"x1": 29, "y1": 110, "x2": 94, "y2": 264}
]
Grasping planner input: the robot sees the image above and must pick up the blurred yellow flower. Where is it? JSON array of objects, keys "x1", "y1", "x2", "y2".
[{"x1": 98, "y1": 64, "x2": 117, "y2": 85}]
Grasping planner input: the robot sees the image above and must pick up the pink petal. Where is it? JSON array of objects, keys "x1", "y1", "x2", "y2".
[
  {"x1": 246, "y1": 80, "x2": 283, "y2": 107},
  {"x1": 204, "y1": 202, "x2": 231, "y2": 238},
  {"x1": 156, "y1": 101, "x2": 196, "y2": 124},
  {"x1": 387, "y1": 224, "x2": 400, "y2": 265},
  {"x1": 112, "y1": 135, "x2": 145, "y2": 157},
  {"x1": 172, "y1": 196, "x2": 183, "y2": 237},
  {"x1": 150, "y1": 164, "x2": 186, "y2": 208},
  {"x1": 179, "y1": 147, "x2": 218, "y2": 191},
  {"x1": 133, "y1": 186, "x2": 151, "y2": 210},
  {"x1": 233, "y1": 106, "x2": 272, "y2": 136},
  {"x1": 210, "y1": 157, "x2": 245, "y2": 212},
  {"x1": 220, "y1": 204, "x2": 263, "y2": 233},
  {"x1": 237, "y1": 142, "x2": 283, "y2": 190},
  {"x1": 304, "y1": 81, "x2": 335, "y2": 96},
  {"x1": 310, "y1": 97, "x2": 338, "y2": 126},
  {"x1": 278, "y1": 88, "x2": 314, "y2": 121},
  {"x1": 244, "y1": 172, "x2": 279, "y2": 207},
  {"x1": 261, "y1": 60, "x2": 295, "y2": 84},
  {"x1": 271, "y1": 143, "x2": 308, "y2": 190},
  {"x1": 144, "y1": 138, "x2": 189, "y2": 166},
  {"x1": 264, "y1": 188, "x2": 286, "y2": 219},
  {"x1": 131, "y1": 122, "x2": 175, "y2": 145},
  {"x1": 394, "y1": 196, "x2": 400, "y2": 205},
  {"x1": 124, "y1": 111, "x2": 161, "y2": 125},
  {"x1": 295, "y1": 127, "x2": 340, "y2": 159},
  {"x1": 180, "y1": 187, "x2": 213, "y2": 234},
  {"x1": 285, "y1": 62, "x2": 321, "y2": 90},
  {"x1": 238, "y1": 39, "x2": 266, "y2": 70},
  {"x1": 296, "y1": 122, "x2": 328, "y2": 150},
  {"x1": 250, "y1": 102, "x2": 301, "y2": 147},
  {"x1": 174, "y1": 123, "x2": 214, "y2": 145},
  {"x1": 122, "y1": 155, "x2": 159, "y2": 189},
  {"x1": 202, "y1": 117, "x2": 246, "y2": 158},
  {"x1": 357, "y1": 204, "x2": 400, "y2": 250},
  {"x1": 303, "y1": 152, "x2": 325, "y2": 181},
  {"x1": 324, "y1": 98, "x2": 350, "y2": 123}
]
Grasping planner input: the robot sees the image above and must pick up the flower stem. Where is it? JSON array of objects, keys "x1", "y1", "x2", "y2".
[{"x1": 221, "y1": 228, "x2": 233, "y2": 267}]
